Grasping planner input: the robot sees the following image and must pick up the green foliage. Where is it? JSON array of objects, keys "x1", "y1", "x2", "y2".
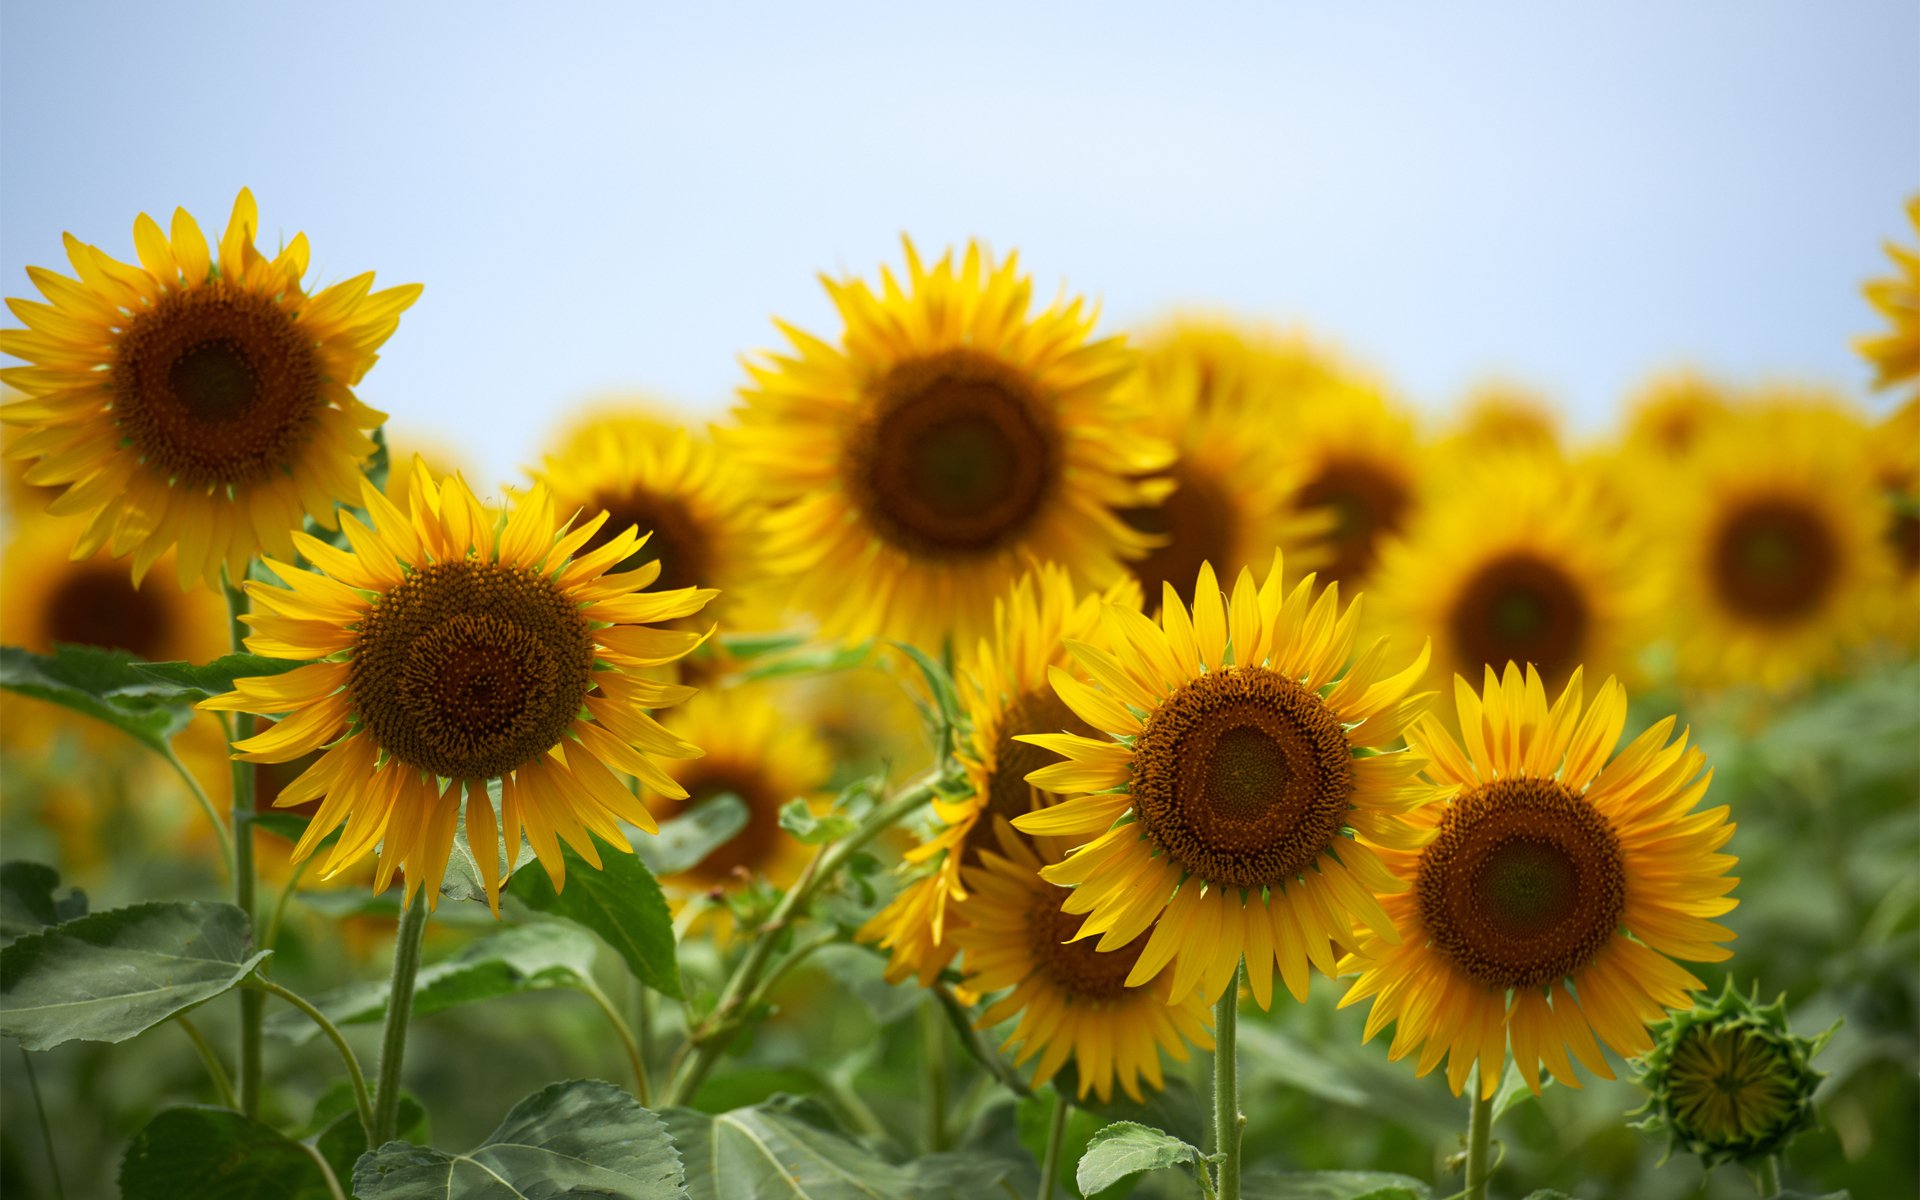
[
  {"x1": 119, "y1": 1106, "x2": 335, "y2": 1199},
  {"x1": 510, "y1": 831, "x2": 683, "y2": 998},
  {"x1": 354, "y1": 1079, "x2": 686, "y2": 1199},
  {"x1": 738, "y1": 639, "x2": 875, "y2": 682},
  {"x1": 0, "y1": 900, "x2": 269, "y2": 1050},
  {"x1": 1074, "y1": 1120, "x2": 1205, "y2": 1195},
  {"x1": 0, "y1": 860, "x2": 87, "y2": 945},
  {"x1": 0, "y1": 644, "x2": 197, "y2": 751},
  {"x1": 779, "y1": 798, "x2": 858, "y2": 845},
  {"x1": 129, "y1": 653, "x2": 307, "y2": 702},
  {"x1": 639, "y1": 793, "x2": 749, "y2": 874},
  {"x1": 307, "y1": 1080, "x2": 428, "y2": 1185},
  {"x1": 1239, "y1": 1171, "x2": 1432, "y2": 1198}
]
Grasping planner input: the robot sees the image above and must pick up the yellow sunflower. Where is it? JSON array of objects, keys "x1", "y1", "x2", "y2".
[
  {"x1": 1011, "y1": 556, "x2": 1440, "y2": 1009},
  {"x1": 729, "y1": 238, "x2": 1171, "y2": 648},
  {"x1": 1620, "y1": 371, "x2": 1733, "y2": 462},
  {"x1": 644, "y1": 685, "x2": 834, "y2": 895},
  {"x1": 1277, "y1": 377, "x2": 1425, "y2": 590},
  {"x1": 1868, "y1": 397, "x2": 1919, "y2": 644},
  {"x1": 859, "y1": 564, "x2": 1133, "y2": 986},
  {"x1": 949, "y1": 819, "x2": 1213, "y2": 1102},
  {"x1": 1340, "y1": 664, "x2": 1738, "y2": 1100},
  {"x1": 202, "y1": 462, "x2": 714, "y2": 914},
  {"x1": 1442, "y1": 383, "x2": 1563, "y2": 459},
  {"x1": 1654, "y1": 400, "x2": 1892, "y2": 690},
  {"x1": 1134, "y1": 315, "x2": 1352, "y2": 418},
  {"x1": 1, "y1": 190, "x2": 420, "y2": 587},
  {"x1": 1371, "y1": 453, "x2": 1652, "y2": 693},
  {"x1": 1857, "y1": 194, "x2": 1920, "y2": 396}
]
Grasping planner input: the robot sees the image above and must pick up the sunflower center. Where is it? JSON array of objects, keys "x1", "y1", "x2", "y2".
[
  {"x1": 1708, "y1": 499, "x2": 1838, "y2": 623},
  {"x1": 1888, "y1": 506, "x2": 1919, "y2": 576},
  {"x1": 1416, "y1": 776, "x2": 1625, "y2": 991},
  {"x1": 1296, "y1": 456, "x2": 1411, "y2": 583},
  {"x1": 848, "y1": 348, "x2": 1059, "y2": 557},
  {"x1": 111, "y1": 283, "x2": 322, "y2": 488},
  {"x1": 1028, "y1": 883, "x2": 1146, "y2": 1002},
  {"x1": 1130, "y1": 667, "x2": 1354, "y2": 889},
  {"x1": 654, "y1": 765, "x2": 786, "y2": 885},
  {"x1": 43, "y1": 564, "x2": 171, "y2": 660},
  {"x1": 965, "y1": 689, "x2": 1101, "y2": 863},
  {"x1": 351, "y1": 561, "x2": 595, "y2": 780},
  {"x1": 579, "y1": 488, "x2": 711, "y2": 594},
  {"x1": 1118, "y1": 461, "x2": 1239, "y2": 607},
  {"x1": 1448, "y1": 553, "x2": 1589, "y2": 683}
]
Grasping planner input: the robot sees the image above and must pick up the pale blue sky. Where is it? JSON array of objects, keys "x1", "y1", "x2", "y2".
[{"x1": 4, "y1": 2, "x2": 1915, "y2": 484}]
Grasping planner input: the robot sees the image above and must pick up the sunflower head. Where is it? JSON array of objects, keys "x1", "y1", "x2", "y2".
[
  {"x1": 202, "y1": 460, "x2": 715, "y2": 914},
  {"x1": 1133, "y1": 315, "x2": 1352, "y2": 418},
  {"x1": 1445, "y1": 383, "x2": 1563, "y2": 459},
  {"x1": 730, "y1": 238, "x2": 1172, "y2": 647},
  {"x1": 1632, "y1": 979, "x2": 1837, "y2": 1169},
  {"x1": 1857, "y1": 194, "x2": 1920, "y2": 396},
  {"x1": 1623, "y1": 371, "x2": 1734, "y2": 461},
  {"x1": 1283, "y1": 377, "x2": 1425, "y2": 588},
  {"x1": 2, "y1": 190, "x2": 420, "y2": 587}
]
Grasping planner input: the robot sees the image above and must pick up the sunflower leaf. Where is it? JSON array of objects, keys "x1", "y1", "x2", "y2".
[
  {"x1": 737, "y1": 639, "x2": 874, "y2": 682},
  {"x1": 1075, "y1": 1121, "x2": 1206, "y2": 1196},
  {"x1": 778, "y1": 798, "x2": 857, "y2": 845},
  {"x1": 129, "y1": 653, "x2": 307, "y2": 703},
  {"x1": 0, "y1": 643, "x2": 197, "y2": 752},
  {"x1": 1239, "y1": 1170, "x2": 1432, "y2": 1198},
  {"x1": 119, "y1": 1106, "x2": 335, "y2": 1200},
  {"x1": 0, "y1": 860, "x2": 88, "y2": 945},
  {"x1": 511, "y1": 832, "x2": 683, "y2": 999},
  {"x1": 307, "y1": 1081, "x2": 428, "y2": 1186},
  {"x1": 636, "y1": 793, "x2": 749, "y2": 875},
  {"x1": 0, "y1": 900, "x2": 269, "y2": 1050},
  {"x1": 353, "y1": 1079, "x2": 685, "y2": 1199}
]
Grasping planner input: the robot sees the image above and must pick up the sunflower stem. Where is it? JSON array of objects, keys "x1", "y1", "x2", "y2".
[
  {"x1": 577, "y1": 977, "x2": 650, "y2": 1105},
  {"x1": 1037, "y1": 1090, "x2": 1070, "y2": 1200},
  {"x1": 20, "y1": 1043, "x2": 66, "y2": 1200},
  {"x1": 1748, "y1": 1154, "x2": 1783, "y2": 1197},
  {"x1": 920, "y1": 997, "x2": 951, "y2": 1153},
  {"x1": 223, "y1": 573, "x2": 264, "y2": 1118},
  {"x1": 1464, "y1": 1066, "x2": 1496, "y2": 1200},
  {"x1": 163, "y1": 746, "x2": 233, "y2": 881},
  {"x1": 1211, "y1": 966, "x2": 1244, "y2": 1200},
  {"x1": 249, "y1": 977, "x2": 376, "y2": 1149},
  {"x1": 372, "y1": 889, "x2": 431, "y2": 1143},
  {"x1": 174, "y1": 1015, "x2": 239, "y2": 1111}
]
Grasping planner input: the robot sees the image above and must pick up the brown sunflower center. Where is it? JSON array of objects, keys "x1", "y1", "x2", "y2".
[
  {"x1": 1028, "y1": 882, "x2": 1146, "y2": 1002},
  {"x1": 1708, "y1": 498, "x2": 1838, "y2": 624},
  {"x1": 1448, "y1": 553, "x2": 1589, "y2": 683},
  {"x1": 111, "y1": 283, "x2": 322, "y2": 488},
  {"x1": 655, "y1": 765, "x2": 786, "y2": 885},
  {"x1": 964, "y1": 689, "x2": 1101, "y2": 863},
  {"x1": 846, "y1": 348, "x2": 1059, "y2": 557},
  {"x1": 351, "y1": 561, "x2": 595, "y2": 780},
  {"x1": 1118, "y1": 460, "x2": 1239, "y2": 607},
  {"x1": 1416, "y1": 776, "x2": 1625, "y2": 991},
  {"x1": 1130, "y1": 667, "x2": 1355, "y2": 889},
  {"x1": 578, "y1": 488, "x2": 711, "y2": 594},
  {"x1": 43, "y1": 564, "x2": 172, "y2": 659},
  {"x1": 1296, "y1": 456, "x2": 1411, "y2": 583},
  {"x1": 1887, "y1": 504, "x2": 1919, "y2": 577}
]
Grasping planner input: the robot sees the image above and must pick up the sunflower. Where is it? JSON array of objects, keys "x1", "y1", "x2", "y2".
[
  {"x1": 949, "y1": 819, "x2": 1213, "y2": 1102},
  {"x1": 729, "y1": 238, "x2": 1171, "y2": 649},
  {"x1": 1371, "y1": 453, "x2": 1651, "y2": 693},
  {"x1": 1010, "y1": 556, "x2": 1439, "y2": 1008},
  {"x1": 202, "y1": 462, "x2": 714, "y2": 914},
  {"x1": 1134, "y1": 316, "x2": 1352, "y2": 418},
  {"x1": 1340, "y1": 664, "x2": 1738, "y2": 1100},
  {"x1": 1868, "y1": 397, "x2": 1919, "y2": 643},
  {"x1": 859, "y1": 564, "x2": 1133, "y2": 986},
  {"x1": 1277, "y1": 377, "x2": 1425, "y2": 590},
  {"x1": 1857, "y1": 194, "x2": 1920, "y2": 396},
  {"x1": 644, "y1": 685, "x2": 833, "y2": 894},
  {"x1": 1653, "y1": 400, "x2": 1892, "y2": 690},
  {"x1": 1442, "y1": 383, "x2": 1563, "y2": 459},
  {"x1": 1, "y1": 190, "x2": 420, "y2": 588},
  {"x1": 1621, "y1": 371, "x2": 1734, "y2": 462}
]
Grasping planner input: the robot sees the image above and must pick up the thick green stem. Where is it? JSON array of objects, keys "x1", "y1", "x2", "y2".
[
  {"x1": 920, "y1": 998, "x2": 950, "y2": 1154},
  {"x1": 1748, "y1": 1154, "x2": 1783, "y2": 1197},
  {"x1": 250, "y1": 978, "x2": 375, "y2": 1149},
  {"x1": 223, "y1": 575, "x2": 264, "y2": 1117},
  {"x1": 372, "y1": 891, "x2": 431, "y2": 1143},
  {"x1": 577, "y1": 978, "x2": 650, "y2": 1104},
  {"x1": 175, "y1": 1015, "x2": 239, "y2": 1110},
  {"x1": 1037, "y1": 1091, "x2": 1070, "y2": 1200},
  {"x1": 1464, "y1": 1068, "x2": 1495, "y2": 1200},
  {"x1": 1212, "y1": 968, "x2": 1244, "y2": 1200}
]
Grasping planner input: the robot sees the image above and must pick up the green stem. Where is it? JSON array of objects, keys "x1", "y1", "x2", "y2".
[
  {"x1": 1212, "y1": 967, "x2": 1243, "y2": 1200},
  {"x1": 931, "y1": 980, "x2": 1033, "y2": 1099},
  {"x1": 163, "y1": 748, "x2": 233, "y2": 881},
  {"x1": 662, "y1": 768, "x2": 948, "y2": 1106},
  {"x1": 298, "y1": 1140, "x2": 349, "y2": 1200},
  {"x1": 175, "y1": 1015, "x2": 239, "y2": 1110},
  {"x1": 223, "y1": 574, "x2": 264, "y2": 1118},
  {"x1": 1464, "y1": 1067, "x2": 1495, "y2": 1200},
  {"x1": 263, "y1": 851, "x2": 315, "y2": 952},
  {"x1": 1037, "y1": 1091, "x2": 1070, "y2": 1200},
  {"x1": 371, "y1": 890, "x2": 431, "y2": 1143},
  {"x1": 249, "y1": 978, "x2": 375, "y2": 1149},
  {"x1": 1748, "y1": 1154, "x2": 1783, "y2": 1197},
  {"x1": 634, "y1": 977, "x2": 654, "y2": 1091},
  {"x1": 19, "y1": 1044, "x2": 65, "y2": 1200},
  {"x1": 920, "y1": 998, "x2": 951, "y2": 1154},
  {"x1": 577, "y1": 978, "x2": 650, "y2": 1105}
]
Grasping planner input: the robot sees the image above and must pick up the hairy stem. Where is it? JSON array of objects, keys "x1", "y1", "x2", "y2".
[
  {"x1": 920, "y1": 998, "x2": 951, "y2": 1153},
  {"x1": 577, "y1": 978, "x2": 650, "y2": 1105},
  {"x1": 223, "y1": 574, "x2": 264, "y2": 1117},
  {"x1": 1036, "y1": 1091, "x2": 1070, "y2": 1200},
  {"x1": 1464, "y1": 1066, "x2": 1496, "y2": 1200},
  {"x1": 249, "y1": 977, "x2": 376, "y2": 1149},
  {"x1": 372, "y1": 891, "x2": 431, "y2": 1143},
  {"x1": 1212, "y1": 967, "x2": 1244, "y2": 1200}
]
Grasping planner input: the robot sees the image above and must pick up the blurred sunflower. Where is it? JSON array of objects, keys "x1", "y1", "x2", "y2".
[
  {"x1": 776, "y1": 663, "x2": 934, "y2": 785},
  {"x1": 1868, "y1": 397, "x2": 1919, "y2": 644},
  {"x1": 1279, "y1": 378, "x2": 1424, "y2": 589},
  {"x1": 1371, "y1": 454, "x2": 1651, "y2": 692},
  {"x1": 1341, "y1": 665, "x2": 1737, "y2": 1100},
  {"x1": 1621, "y1": 371, "x2": 1733, "y2": 462},
  {"x1": 1133, "y1": 315, "x2": 1350, "y2": 418},
  {"x1": 950, "y1": 819, "x2": 1213, "y2": 1103},
  {"x1": 860, "y1": 564, "x2": 1133, "y2": 986},
  {"x1": 1012, "y1": 557, "x2": 1439, "y2": 1008},
  {"x1": 203, "y1": 462, "x2": 714, "y2": 913},
  {"x1": 1654, "y1": 401, "x2": 1892, "y2": 690},
  {"x1": 1443, "y1": 383, "x2": 1563, "y2": 459},
  {"x1": 1, "y1": 190, "x2": 420, "y2": 587},
  {"x1": 645, "y1": 685, "x2": 833, "y2": 894},
  {"x1": 730, "y1": 238, "x2": 1171, "y2": 648},
  {"x1": 1857, "y1": 194, "x2": 1919, "y2": 395}
]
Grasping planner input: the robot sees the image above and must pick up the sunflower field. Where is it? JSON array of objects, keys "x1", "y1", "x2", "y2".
[{"x1": 0, "y1": 135, "x2": 1916, "y2": 1200}]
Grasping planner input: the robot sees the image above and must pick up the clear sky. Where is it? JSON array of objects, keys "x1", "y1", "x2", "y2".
[{"x1": 3, "y1": 1, "x2": 1915, "y2": 485}]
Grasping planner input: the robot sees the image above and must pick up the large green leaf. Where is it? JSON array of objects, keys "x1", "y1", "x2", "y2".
[
  {"x1": 0, "y1": 860, "x2": 87, "y2": 945},
  {"x1": 353, "y1": 1078, "x2": 685, "y2": 1199},
  {"x1": 637, "y1": 793, "x2": 749, "y2": 875},
  {"x1": 0, "y1": 900, "x2": 269, "y2": 1050},
  {"x1": 510, "y1": 831, "x2": 682, "y2": 999},
  {"x1": 0, "y1": 644, "x2": 196, "y2": 751},
  {"x1": 120, "y1": 1106, "x2": 334, "y2": 1199},
  {"x1": 1241, "y1": 1170, "x2": 1432, "y2": 1199},
  {"x1": 1074, "y1": 1121, "x2": 1204, "y2": 1196},
  {"x1": 265, "y1": 923, "x2": 599, "y2": 1043},
  {"x1": 130, "y1": 653, "x2": 307, "y2": 702}
]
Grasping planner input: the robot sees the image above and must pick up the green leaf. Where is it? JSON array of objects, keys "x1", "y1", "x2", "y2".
[
  {"x1": 1240, "y1": 1170, "x2": 1432, "y2": 1199},
  {"x1": 717, "y1": 631, "x2": 810, "y2": 660},
  {"x1": 637, "y1": 793, "x2": 749, "y2": 875},
  {"x1": 890, "y1": 641, "x2": 961, "y2": 730},
  {"x1": 1491, "y1": 1059, "x2": 1548, "y2": 1123},
  {"x1": 353, "y1": 1078, "x2": 685, "y2": 1199},
  {"x1": 0, "y1": 643, "x2": 196, "y2": 751},
  {"x1": 437, "y1": 779, "x2": 532, "y2": 906},
  {"x1": 130, "y1": 653, "x2": 307, "y2": 702},
  {"x1": 1074, "y1": 1121, "x2": 1204, "y2": 1196},
  {"x1": 0, "y1": 900, "x2": 269, "y2": 1050},
  {"x1": 0, "y1": 861, "x2": 87, "y2": 945},
  {"x1": 511, "y1": 831, "x2": 683, "y2": 999},
  {"x1": 738, "y1": 639, "x2": 874, "y2": 682},
  {"x1": 120, "y1": 1106, "x2": 334, "y2": 1199},
  {"x1": 307, "y1": 1080, "x2": 427, "y2": 1186},
  {"x1": 366, "y1": 423, "x2": 392, "y2": 495},
  {"x1": 779, "y1": 798, "x2": 857, "y2": 845}
]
